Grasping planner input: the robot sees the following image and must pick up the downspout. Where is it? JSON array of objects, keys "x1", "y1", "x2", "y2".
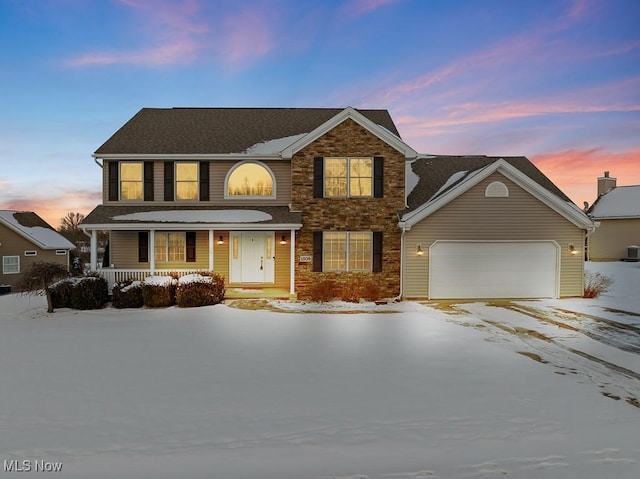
[{"x1": 398, "y1": 221, "x2": 406, "y2": 301}]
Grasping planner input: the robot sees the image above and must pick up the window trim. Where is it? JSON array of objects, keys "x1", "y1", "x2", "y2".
[
  {"x1": 322, "y1": 231, "x2": 373, "y2": 272},
  {"x1": 119, "y1": 161, "x2": 144, "y2": 201},
  {"x1": 323, "y1": 157, "x2": 373, "y2": 198},
  {"x1": 485, "y1": 181, "x2": 509, "y2": 198},
  {"x1": 224, "y1": 160, "x2": 277, "y2": 199},
  {"x1": 55, "y1": 250, "x2": 67, "y2": 256},
  {"x1": 2, "y1": 255, "x2": 20, "y2": 274},
  {"x1": 174, "y1": 161, "x2": 200, "y2": 201},
  {"x1": 24, "y1": 250, "x2": 37, "y2": 256}
]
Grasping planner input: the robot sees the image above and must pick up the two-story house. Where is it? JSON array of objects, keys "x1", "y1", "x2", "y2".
[
  {"x1": 81, "y1": 107, "x2": 594, "y2": 299},
  {"x1": 81, "y1": 107, "x2": 414, "y2": 298}
]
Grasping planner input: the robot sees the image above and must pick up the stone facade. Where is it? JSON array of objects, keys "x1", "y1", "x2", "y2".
[{"x1": 291, "y1": 118, "x2": 405, "y2": 299}]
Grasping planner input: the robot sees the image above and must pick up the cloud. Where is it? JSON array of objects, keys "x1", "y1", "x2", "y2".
[
  {"x1": 341, "y1": 0, "x2": 403, "y2": 17},
  {"x1": 531, "y1": 147, "x2": 640, "y2": 205},
  {"x1": 65, "y1": 0, "x2": 278, "y2": 68},
  {"x1": 0, "y1": 185, "x2": 101, "y2": 229}
]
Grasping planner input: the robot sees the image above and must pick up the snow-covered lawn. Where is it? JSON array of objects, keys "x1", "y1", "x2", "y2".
[{"x1": 0, "y1": 262, "x2": 638, "y2": 478}]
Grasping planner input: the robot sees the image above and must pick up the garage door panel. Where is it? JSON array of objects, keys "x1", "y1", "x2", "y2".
[{"x1": 429, "y1": 241, "x2": 558, "y2": 299}]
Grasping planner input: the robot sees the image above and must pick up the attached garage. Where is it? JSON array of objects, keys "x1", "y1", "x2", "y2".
[
  {"x1": 400, "y1": 158, "x2": 595, "y2": 299},
  {"x1": 428, "y1": 241, "x2": 559, "y2": 299}
]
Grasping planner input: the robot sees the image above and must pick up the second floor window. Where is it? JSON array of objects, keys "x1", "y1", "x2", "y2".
[
  {"x1": 175, "y1": 162, "x2": 199, "y2": 200},
  {"x1": 120, "y1": 162, "x2": 143, "y2": 200},
  {"x1": 226, "y1": 162, "x2": 275, "y2": 197},
  {"x1": 324, "y1": 157, "x2": 372, "y2": 197}
]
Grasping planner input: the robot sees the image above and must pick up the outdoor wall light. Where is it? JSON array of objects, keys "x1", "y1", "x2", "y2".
[
  {"x1": 280, "y1": 235, "x2": 286, "y2": 245},
  {"x1": 569, "y1": 244, "x2": 578, "y2": 255},
  {"x1": 217, "y1": 235, "x2": 224, "y2": 245},
  {"x1": 416, "y1": 244, "x2": 424, "y2": 256}
]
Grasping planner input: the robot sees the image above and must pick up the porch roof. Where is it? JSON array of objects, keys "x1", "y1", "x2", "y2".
[{"x1": 81, "y1": 205, "x2": 302, "y2": 230}]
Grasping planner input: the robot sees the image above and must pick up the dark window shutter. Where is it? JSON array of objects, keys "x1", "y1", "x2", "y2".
[
  {"x1": 186, "y1": 232, "x2": 196, "y2": 262},
  {"x1": 138, "y1": 232, "x2": 149, "y2": 263},
  {"x1": 373, "y1": 156, "x2": 384, "y2": 198},
  {"x1": 372, "y1": 231, "x2": 383, "y2": 272},
  {"x1": 108, "y1": 161, "x2": 119, "y2": 201},
  {"x1": 313, "y1": 157, "x2": 324, "y2": 198},
  {"x1": 144, "y1": 161, "x2": 154, "y2": 201},
  {"x1": 312, "y1": 231, "x2": 323, "y2": 272},
  {"x1": 164, "y1": 162, "x2": 174, "y2": 201},
  {"x1": 199, "y1": 161, "x2": 209, "y2": 201}
]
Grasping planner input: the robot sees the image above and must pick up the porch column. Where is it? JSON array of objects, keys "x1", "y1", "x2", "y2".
[
  {"x1": 149, "y1": 229, "x2": 155, "y2": 274},
  {"x1": 208, "y1": 229, "x2": 214, "y2": 271},
  {"x1": 289, "y1": 228, "x2": 295, "y2": 295},
  {"x1": 90, "y1": 229, "x2": 97, "y2": 271}
]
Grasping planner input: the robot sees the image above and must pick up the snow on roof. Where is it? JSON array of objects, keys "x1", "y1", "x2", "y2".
[
  {"x1": 242, "y1": 133, "x2": 307, "y2": 155},
  {"x1": 111, "y1": 209, "x2": 273, "y2": 223},
  {"x1": 590, "y1": 186, "x2": 640, "y2": 218},
  {"x1": 0, "y1": 210, "x2": 74, "y2": 249},
  {"x1": 405, "y1": 160, "x2": 421, "y2": 199},
  {"x1": 429, "y1": 170, "x2": 469, "y2": 201}
]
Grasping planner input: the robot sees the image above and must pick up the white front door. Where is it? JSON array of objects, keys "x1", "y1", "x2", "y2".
[{"x1": 229, "y1": 232, "x2": 275, "y2": 284}]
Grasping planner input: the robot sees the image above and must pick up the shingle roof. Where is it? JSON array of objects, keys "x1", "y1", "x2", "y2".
[
  {"x1": 95, "y1": 108, "x2": 400, "y2": 155},
  {"x1": 81, "y1": 205, "x2": 302, "y2": 227},
  {"x1": 588, "y1": 185, "x2": 640, "y2": 218},
  {"x1": 404, "y1": 155, "x2": 573, "y2": 214},
  {"x1": 0, "y1": 210, "x2": 75, "y2": 249}
]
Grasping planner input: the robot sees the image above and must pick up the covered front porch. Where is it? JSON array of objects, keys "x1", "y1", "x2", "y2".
[{"x1": 80, "y1": 205, "x2": 302, "y2": 298}]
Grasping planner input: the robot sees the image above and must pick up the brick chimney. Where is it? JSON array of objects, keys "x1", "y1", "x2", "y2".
[{"x1": 597, "y1": 171, "x2": 617, "y2": 197}]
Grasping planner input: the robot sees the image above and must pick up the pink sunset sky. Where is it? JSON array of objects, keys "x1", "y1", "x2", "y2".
[{"x1": 0, "y1": 0, "x2": 638, "y2": 227}]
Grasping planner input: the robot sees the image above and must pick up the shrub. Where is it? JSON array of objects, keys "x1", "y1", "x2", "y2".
[
  {"x1": 584, "y1": 271, "x2": 614, "y2": 298},
  {"x1": 111, "y1": 280, "x2": 144, "y2": 309},
  {"x1": 50, "y1": 278, "x2": 76, "y2": 309},
  {"x1": 359, "y1": 279, "x2": 383, "y2": 302},
  {"x1": 141, "y1": 276, "x2": 176, "y2": 308},
  {"x1": 175, "y1": 273, "x2": 225, "y2": 307},
  {"x1": 307, "y1": 278, "x2": 338, "y2": 302},
  {"x1": 70, "y1": 275, "x2": 109, "y2": 310}
]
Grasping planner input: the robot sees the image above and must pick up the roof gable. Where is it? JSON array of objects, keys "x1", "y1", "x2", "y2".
[
  {"x1": 400, "y1": 158, "x2": 593, "y2": 230},
  {"x1": 588, "y1": 185, "x2": 640, "y2": 219},
  {"x1": 0, "y1": 211, "x2": 75, "y2": 250},
  {"x1": 281, "y1": 107, "x2": 417, "y2": 159},
  {"x1": 94, "y1": 107, "x2": 403, "y2": 157}
]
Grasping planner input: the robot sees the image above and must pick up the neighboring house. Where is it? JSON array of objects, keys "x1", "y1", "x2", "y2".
[
  {"x1": 0, "y1": 211, "x2": 74, "y2": 290},
  {"x1": 587, "y1": 172, "x2": 640, "y2": 261},
  {"x1": 81, "y1": 107, "x2": 594, "y2": 299}
]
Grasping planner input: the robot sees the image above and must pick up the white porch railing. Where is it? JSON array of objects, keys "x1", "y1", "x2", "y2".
[{"x1": 96, "y1": 268, "x2": 207, "y2": 286}]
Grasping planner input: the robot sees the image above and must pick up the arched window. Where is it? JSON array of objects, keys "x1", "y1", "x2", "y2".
[
  {"x1": 485, "y1": 181, "x2": 509, "y2": 197},
  {"x1": 225, "y1": 162, "x2": 275, "y2": 197}
]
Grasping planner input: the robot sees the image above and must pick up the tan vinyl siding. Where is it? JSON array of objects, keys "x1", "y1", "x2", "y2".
[
  {"x1": 111, "y1": 230, "x2": 210, "y2": 270},
  {"x1": 403, "y1": 172, "x2": 585, "y2": 298},
  {"x1": 273, "y1": 231, "x2": 291, "y2": 290},
  {"x1": 106, "y1": 160, "x2": 291, "y2": 205},
  {"x1": 0, "y1": 224, "x2": 69, "y2": 289},
  {"x1": 110, "y1": 231, "x2": 142, "y2": 268},
  {"x1": 589, "y1": 218, "x2": 640, "y2": 261}
]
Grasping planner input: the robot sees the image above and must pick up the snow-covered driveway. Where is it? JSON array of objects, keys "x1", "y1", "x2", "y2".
[{"x1": 0, "y1": 262, "x2": 638, "y2": 478}]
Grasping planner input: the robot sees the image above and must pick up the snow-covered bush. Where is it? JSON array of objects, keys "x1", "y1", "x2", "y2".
[
  {"x1": 111, "y1": 280, "x2": 144, "y2": 309},
  {"x1": 584, "y1": 271, "x2": 614, "y2": 298},
  {"x1": 50, "y1": 277, "x2": 77, "y2": 309},
  {"x1": 141, "y1": 275, "x2": 177, "y2": 308},
  {"x1": 70, "y1": 275, "x2": 109, "y2": 310},
  {"x1": 175, "y1": 273, "x2": 225, "y2": 308}
]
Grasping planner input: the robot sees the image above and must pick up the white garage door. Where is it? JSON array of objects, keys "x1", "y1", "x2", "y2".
[{"x1": 429, "y1": 241, "x2": 559, "y2": 299}]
